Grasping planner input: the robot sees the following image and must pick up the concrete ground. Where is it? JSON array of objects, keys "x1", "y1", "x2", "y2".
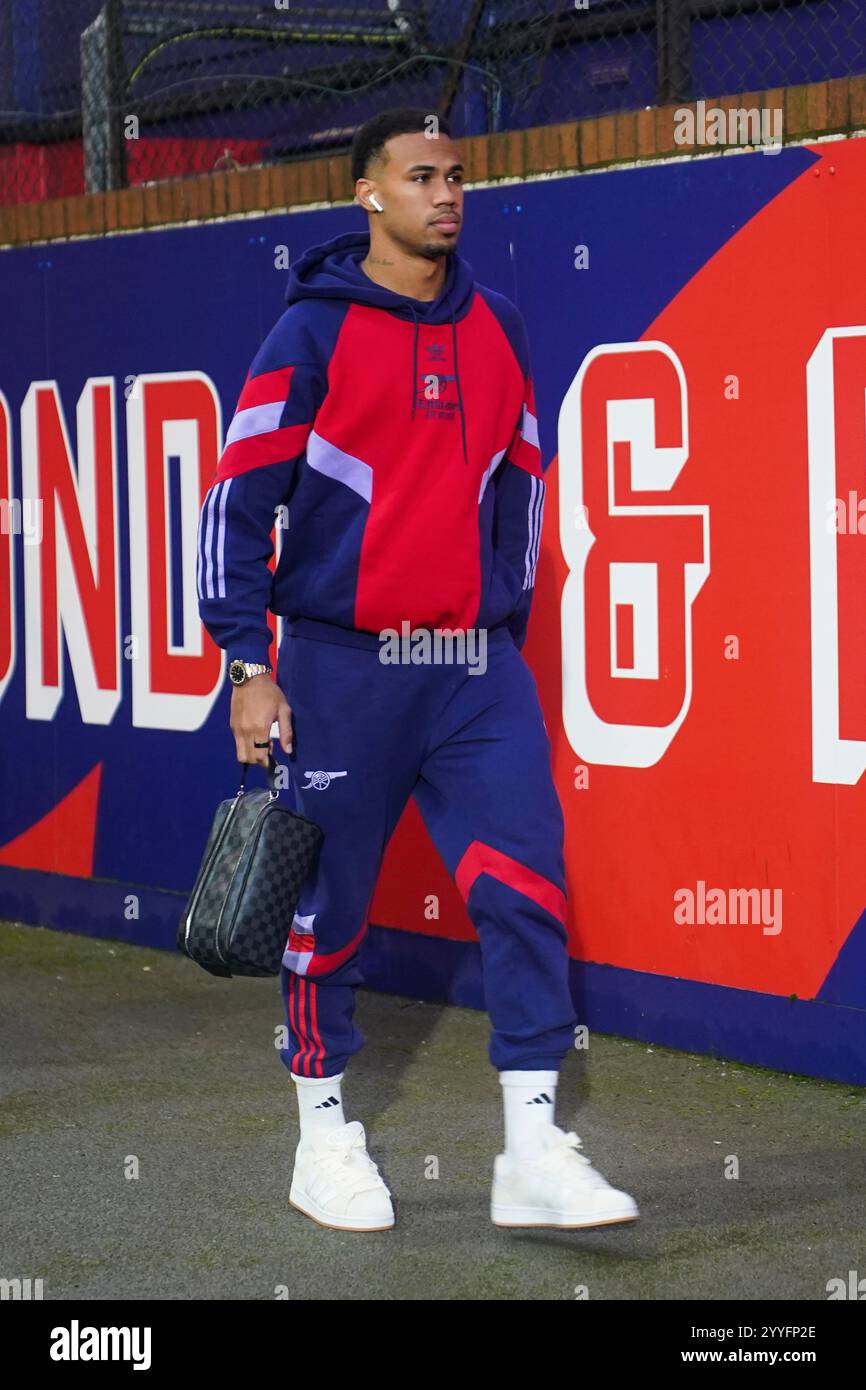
[{"x1": 1, "y1": 919, "x2": 864, "y2": 1301}]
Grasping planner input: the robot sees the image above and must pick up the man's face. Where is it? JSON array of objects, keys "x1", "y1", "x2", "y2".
[{"x1": 365, "y1": 130, "x2": 464, "y2": 260}]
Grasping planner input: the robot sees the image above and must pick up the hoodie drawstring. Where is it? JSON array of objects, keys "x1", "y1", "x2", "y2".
[
  {"x1": 410, "y1": 303, "x2": 419, "y2": 423},
  {"x1": 408, "y1": 291, "x2": 468, "y2": 467},
  {"x1": 448, "y1": 290, "x2": 469, "y2": 467}
]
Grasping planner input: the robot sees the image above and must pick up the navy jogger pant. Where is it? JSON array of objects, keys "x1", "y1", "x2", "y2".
[{"x1": 275, "y1": 618, "x2": 577, "y2": 1078}]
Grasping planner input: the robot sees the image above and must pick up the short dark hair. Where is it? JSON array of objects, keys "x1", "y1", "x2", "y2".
[{"x1": 351, "y1": 106, "x2": 454, "y2": 185}]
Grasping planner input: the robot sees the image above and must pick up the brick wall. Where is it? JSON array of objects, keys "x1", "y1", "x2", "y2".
[{"x1": 1, "y1": 77, "x2": 863, "y2": 249}]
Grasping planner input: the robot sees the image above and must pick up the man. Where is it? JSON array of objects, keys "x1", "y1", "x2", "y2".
[{"x1": 197, "y1": 107, "x2": 638, "y2": 1234}]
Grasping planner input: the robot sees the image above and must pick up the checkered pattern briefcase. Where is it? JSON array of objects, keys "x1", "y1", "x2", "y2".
[{"x1": 178, "y1": 755, "x2": 322, "y2": 978}]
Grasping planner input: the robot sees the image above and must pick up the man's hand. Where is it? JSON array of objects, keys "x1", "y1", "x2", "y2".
[{"x1": 230, "y1": 674, "x2": 293, "y2": 766}]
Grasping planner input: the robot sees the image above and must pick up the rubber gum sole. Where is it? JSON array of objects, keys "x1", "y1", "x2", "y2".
[
  {"x1": 290, "y1": 1185, "x2": 395, "y2": 1233},
  {"x1": 491, "y1": 1205, "x2": 639, "y2": 1230}
]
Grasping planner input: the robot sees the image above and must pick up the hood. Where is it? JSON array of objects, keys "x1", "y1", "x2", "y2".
[{"x1": 286, "y1": 231, "x2": 476, "y2": 464}]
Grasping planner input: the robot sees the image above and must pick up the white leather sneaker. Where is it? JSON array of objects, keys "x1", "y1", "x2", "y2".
[
  {"x1": 290, "y1": 1120, "x2": 395, "y2": 1232},
  {"x1": 491, "y1": 1124, "x2": 639, "y2": 1230}
]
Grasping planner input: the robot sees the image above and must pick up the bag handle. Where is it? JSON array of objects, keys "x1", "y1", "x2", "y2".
[{"x1": 238, "y1": 752, "x2": 280, "y2": 800}]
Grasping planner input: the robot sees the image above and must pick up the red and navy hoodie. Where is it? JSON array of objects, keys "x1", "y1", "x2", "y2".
[{"x1": 196, "y1": 229, "x2": 544, "y2": 663}]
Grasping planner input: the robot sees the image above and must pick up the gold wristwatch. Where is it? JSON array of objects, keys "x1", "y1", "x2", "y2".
[{"x1": 228, "y1": 659, "x2": 273, "y2": 687}]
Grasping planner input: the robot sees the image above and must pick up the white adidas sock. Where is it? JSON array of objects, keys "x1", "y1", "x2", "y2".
[
  {"x1": 499, "y1": 1069, "x2": 560, "y2": 1161},
  {"x1": 292, "y1": 1071, "x2": 346, "y2": 1143}
]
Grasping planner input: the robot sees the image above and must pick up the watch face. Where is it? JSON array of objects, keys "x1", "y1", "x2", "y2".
[{"x1": 228, "y1": 660, "x2": 246, "y2": 685}]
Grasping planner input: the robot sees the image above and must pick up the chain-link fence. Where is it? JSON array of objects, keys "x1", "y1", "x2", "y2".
[{"x1": 1, "y1": 0, "x2": 864, "y2": 205}]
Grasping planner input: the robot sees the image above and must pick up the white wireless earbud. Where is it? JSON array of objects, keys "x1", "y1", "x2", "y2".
[{"x1": 369, "y1": 194, "x2": 384, "y2": 212}]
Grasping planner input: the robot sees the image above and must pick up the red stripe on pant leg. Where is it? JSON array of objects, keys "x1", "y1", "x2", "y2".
[
  {"x1": 296, "y1": 977, "x2": 325, "y2": 1077},
  {"x1": 455, "y1": 840, "x2": 567, "y2": 926},
  {"x1": 299, "y1": 978, "x2": 313, "y2": 1076},
  {"x1": 290, "y1": 973, "x2": 313, "y2": 1076},
  {"x1": 305, "y1": 979, "x2": 325, "y2": 1077},
  {"x1": 288, "y1": 972, "x2": 303, "y2": 1074},
  {"x1": 288, "y1": 971, "x2": 300, "y2": 1073}
]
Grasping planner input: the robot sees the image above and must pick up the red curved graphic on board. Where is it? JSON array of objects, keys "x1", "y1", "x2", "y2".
[
  {"x1": 0, "y1": 763, "x2": 102, "y2": 877},
  {"x1": 375, "y1": 139, "x2": 866, "y2": 1004}
]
